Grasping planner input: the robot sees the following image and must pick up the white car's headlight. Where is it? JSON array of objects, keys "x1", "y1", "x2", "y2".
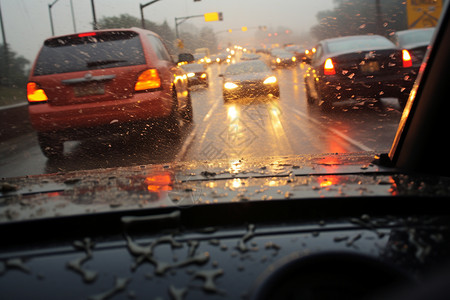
[
  {"x1": 187, "y1": 72, "x2": 195, "y2": 78},
  {"x1": 263, "y1": 76, "x2": 277, "y2": 85},
  {"x1": 224, "y1": 82, "x2": 238, "y2": 89}
]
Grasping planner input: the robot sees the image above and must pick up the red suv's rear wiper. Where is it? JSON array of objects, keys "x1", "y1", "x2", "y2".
[{"x1": 86, "y1": 59, "x2": 127, "y2": 68}]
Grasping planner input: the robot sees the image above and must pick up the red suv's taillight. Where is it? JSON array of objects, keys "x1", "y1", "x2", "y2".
[
  {"x1": 402, "y1": 49, "x2": 413, "y2": 68},
  {"x1": 135, "y1": 69, "x2": 161, "y2": 91},
  {"x1": 324, "y1": 58, "x2": 336, "y2": 75},
  {"x1": 27, "y1": 82, "x2": 48, "y2": 103}
]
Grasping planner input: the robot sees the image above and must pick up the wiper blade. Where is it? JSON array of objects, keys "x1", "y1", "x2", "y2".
[{"x1": 86, "y1": 59, "x2": 127, "y2": 68}]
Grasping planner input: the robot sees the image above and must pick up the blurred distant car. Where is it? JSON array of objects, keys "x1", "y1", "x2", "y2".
[
  {"x1": 240, "y1": 53, "x2": 261, "y2": 60},
  {"x1": 285, "y1": 45, "x2": 307, "y2": 61},
  {"x1": 304, "y1": 34, "x2": 414, "y2": 111},
  {"x1": 270, "y1": 49, "x2": 297, "y2": 67},
  {"x1": 211, "y1": 52, "x2": 230, "y2": 64},
  {"x1": 27, "y1": 28, "x2": 191, "y2": 158},
  {"x1": 180, "y1": 63, "x2": 209, "y2": 87},
  {"x1": 390, "y1": 27, "x2": 435, "y2": 74},
  {"x1": 221, "y1": 60, "x2": 279, "y2": 101}
]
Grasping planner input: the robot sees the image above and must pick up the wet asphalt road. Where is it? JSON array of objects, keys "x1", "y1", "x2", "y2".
[{"x1": 0, "y1": 61, "x2": 402, "y2": 178}]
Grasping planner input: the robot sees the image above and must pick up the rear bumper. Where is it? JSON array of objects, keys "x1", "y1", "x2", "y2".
[
  {"x1": 29, "y1": 90, "x2": 173, "y2": 133},
  {"x1": 319, "y1": 72, "x2": 415, "y2": 99},
  {"x1": 187, "y1": 76, "x2": 208, "y2": 87}
]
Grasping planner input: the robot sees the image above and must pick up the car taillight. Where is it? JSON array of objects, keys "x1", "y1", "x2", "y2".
[
  {"x1": 27, "y1": 82, "x2": 48, "y2": 103},
  {"x1": 324, "y1": 58, "x2": 336, "y2": 75},
  {"x1": 78, "y1": 32, "x2": 97, "y2": 37},
  {"x1": 135, "y1": 69, "x2": 161, "y2": 91},
  {"x1": 402, "y1": 49, "x2": 412, "y2": 68}
]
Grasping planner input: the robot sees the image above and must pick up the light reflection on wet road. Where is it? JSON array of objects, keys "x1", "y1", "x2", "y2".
[
  {"x1": 0, "y1": 61, "x2": 402, "y2": 178},
  {"x1": 177, "y1": 62, "x2": 401, "y2": 162}
]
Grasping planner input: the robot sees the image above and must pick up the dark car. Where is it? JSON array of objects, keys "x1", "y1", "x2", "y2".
[
  {"x1": 180, "y1": 63, "x2": 209, "y2": 87},
  {"x1": 27, "y1": 28, "x2": 192, "y2": 158},
  {"x1": 285, "y1": 44, "x2": 307, "y2": 61},
  {"x1": 304, "y1": 34, "x2": 414, "y2": 110},
  {"x1": 390, "y1": 27, "x2": 435, "y2": 73},
  {"x1": 270, "y1": 49, "x2": 297, "y2": 67},
  {"x1": 221, "y1": 60, "x2": 280, "y2": 101}
]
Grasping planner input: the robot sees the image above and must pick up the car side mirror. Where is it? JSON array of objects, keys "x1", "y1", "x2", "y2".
[
  {"x1": 178, "y1": 53, "x2": 195, "y2": 64},
  {"x1": 218, "y1": 74, "x2": 224, "y2": 77}
]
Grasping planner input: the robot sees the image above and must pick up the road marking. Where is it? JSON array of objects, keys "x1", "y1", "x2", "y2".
[
  {"x1": 291, "y1": 108, "x2": 374, "y2": 152},
  {"x1": 175, "y1": 98, "x2": 221, "y2": 162}
]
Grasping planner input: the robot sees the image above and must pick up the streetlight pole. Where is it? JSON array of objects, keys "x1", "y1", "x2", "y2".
[
  {"x1": 140, "y1": 0, "x2": 162, "y2": 29},
  {"x1": 70, "y1": 0, "x2": 76, "y2": 32},
  {"x1": 48, "y1": 0, "x2": 59, "y2": 36},
  {"x1": 0, "y1": 0, "x2": 9, "y2": 85},
  {"x1": 91, "y1": 0, "x2": 98, "y2": 30},
  {"x1": 175, "y1": 15, "x2": 204, "y2": 39}
]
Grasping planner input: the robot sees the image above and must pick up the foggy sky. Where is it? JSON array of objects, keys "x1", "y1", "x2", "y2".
[{"x1": 0, "y1": 0, "x2": 335, "y2": 63}]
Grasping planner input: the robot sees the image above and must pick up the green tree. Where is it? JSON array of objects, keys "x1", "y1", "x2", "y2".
[
  {"x1": 0, "y1": 45, "x2": 29, "y2": 87},
  {"x1": 198, "y1": 27, "x2": 218, "y2": 53},
  {"x1": 311, "y1": 0, "x2": 407, "y2": 41},
  {"x1": 97, "y1": 14, "x2": 177, "y2": 54}
]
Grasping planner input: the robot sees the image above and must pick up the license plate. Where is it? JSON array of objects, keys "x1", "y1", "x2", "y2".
[
  {"x1": 360, "y1": 61, "x2": 380, "y2": 73},
  {"x1": 73, "y1": 83, "x2": 105, "y2": 97}
]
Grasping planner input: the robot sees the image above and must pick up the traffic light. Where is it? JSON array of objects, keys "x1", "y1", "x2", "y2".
[{"x1": 204, "y1": 12, "x2": 223, "y2": 22}]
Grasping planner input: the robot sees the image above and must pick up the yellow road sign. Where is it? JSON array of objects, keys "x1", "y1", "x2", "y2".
[{"x1": 407, "y1": 0, "x2": 443, "y2": 28}]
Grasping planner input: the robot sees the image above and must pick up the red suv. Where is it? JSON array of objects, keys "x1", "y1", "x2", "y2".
[{"x1": 27, "y1": 28, "x2": 192, "y2": 158}]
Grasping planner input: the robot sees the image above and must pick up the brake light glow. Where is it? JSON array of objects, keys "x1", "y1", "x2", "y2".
[
  {"x1": 135, "y1": 69, "x2": 161, "y2": 91},
  {"x1": 78, "y1": 32, "x2": 97, "y2": 38},
  {"x1": 324, "y1": 58, "x2": 336, "y2": 75},
  {"x1": 402, "y1": 49, "x2": 412, "y2": 68},
  {"x1": 27, "y1": 82, "x2": 48, "y2": 103}
]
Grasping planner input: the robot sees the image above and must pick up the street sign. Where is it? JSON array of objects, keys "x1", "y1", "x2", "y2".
[{"x1": 407, "y1": 0, "x2": 443, "y2": 28}]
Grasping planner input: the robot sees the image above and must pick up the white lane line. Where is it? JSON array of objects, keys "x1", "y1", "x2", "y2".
[
  {"x1": 291, "y1": 108, "x2": 374, "y2": 152},
  {"x1": 175, "y1": 99, "x2": 221, "y2": 162}
]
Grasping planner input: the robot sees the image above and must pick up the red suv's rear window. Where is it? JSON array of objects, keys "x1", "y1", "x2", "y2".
[{"x1": 33, "y1": 31, "x2": 146, "y2": 76}]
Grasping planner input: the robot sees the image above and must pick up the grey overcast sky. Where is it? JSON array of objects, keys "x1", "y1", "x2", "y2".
[{"x1": 0, "y1": 0, "x2": 335, "y2": 62}]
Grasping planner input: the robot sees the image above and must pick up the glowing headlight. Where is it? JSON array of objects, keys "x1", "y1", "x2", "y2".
[
  {"x1": 276, "y1": 58, "x2": 281, "y2": 64},
  {"x1": 187, "y1": 72, "x2": 195, "y2": 78},
  {"x1": 292, "y1": 57, "x2": 297, "y2": 62},
  {"x1": 200, "y1": 73, "x2": 207, "y2": 79},
  {"x1": 263, "y1": 76, "x2": 277, "y2": 84},
  {"x1": 224, "y1": 82, "x2": 238, "y2": 89}
]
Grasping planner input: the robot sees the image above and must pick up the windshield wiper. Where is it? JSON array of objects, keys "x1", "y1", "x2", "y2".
[{"x1": 86, "y1": 59, "x2": 127, "y2": 68}]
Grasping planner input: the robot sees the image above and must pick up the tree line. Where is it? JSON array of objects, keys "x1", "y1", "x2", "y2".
[{"x1": 96, "y1": 14, "x2": 218, "y2": 56}]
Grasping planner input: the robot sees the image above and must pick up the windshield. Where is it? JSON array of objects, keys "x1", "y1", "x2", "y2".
[
  {"x1": 0, "y1": 0, "x2": 444, "y2": 181},
  {"x1": 224, "y1": 60, "x2": 270, "y2": 75},
  {"x1": 34, "y1": 31, "x2": 145, "y2": 75},
  {"x1": 326, "y1": 36, "x2": 396, "y2": 53},
  {"x1": 397, "y1": 28, "x2": 435, "y2": 46}
]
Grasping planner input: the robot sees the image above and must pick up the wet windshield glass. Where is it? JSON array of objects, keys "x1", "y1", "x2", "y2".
[
  {"x1": 0, "y1": 0, "x2": 444, "y2": 180},
  {"x1": 224, "y1": 60, "x2": 269, "y2": 75}
]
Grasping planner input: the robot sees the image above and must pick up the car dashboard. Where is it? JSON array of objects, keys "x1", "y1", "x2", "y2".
[{"x1": 1, "y1": 153, "x2": 450, "y2": 300}]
